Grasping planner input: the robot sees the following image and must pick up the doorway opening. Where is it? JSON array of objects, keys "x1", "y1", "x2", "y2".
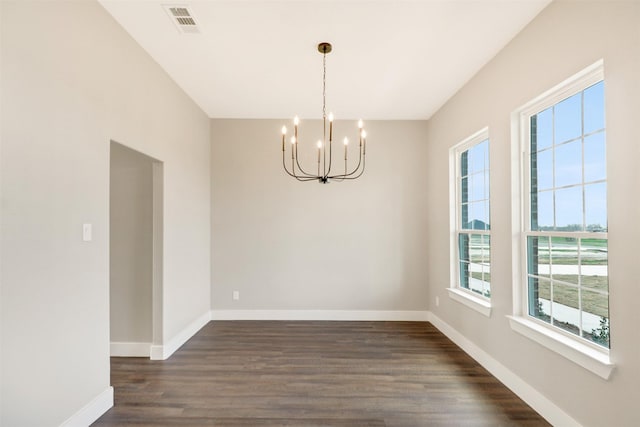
[{"x1": 109, "y1": 141, "x2": 163, "y2": 358}]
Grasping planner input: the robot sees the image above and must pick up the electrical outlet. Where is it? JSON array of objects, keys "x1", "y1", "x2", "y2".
[
  {"x1": 232, "y1": 291, "x2": 240, "y2": 301},
  {"x1": 435, "y1": 296, "x2": 440, "y2": 307}
]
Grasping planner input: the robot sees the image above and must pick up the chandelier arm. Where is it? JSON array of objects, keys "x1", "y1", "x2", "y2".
[
  {"x1": 283, "y1": 149, "x2": 316, "y2": 181},
  {"x1": 331, "y1": 155, "x2": 366, "y2": 180},
  {"x1": 329, "y1": 145, "x2": 363, "y2": 178},
  {"x1": 294, "y1": 142, "x2": 318, "y2": 177},
  {"x1": 331, "y1": 174, "x2": 346, "y2": 182},
  {"x1": 282, "y1": 151, "x2": 299, "y2": 178},
  {"x1": 325, "y1": 131, "x2": 333, "y2": 180}
]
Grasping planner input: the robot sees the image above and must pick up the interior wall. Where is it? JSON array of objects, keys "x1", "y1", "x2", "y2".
[
  {"x1": 0, "y1": 1, "x2": 210, "y2": 425},
  {"x1": 110, "y1": 143, "x2": 153, "y2": 345},
  {"x1": 425, "y1": 1, "x2": 639, "y2": 426},
  {"x1": 211, "y1": 119, "x2": 429, "y2": 312}
]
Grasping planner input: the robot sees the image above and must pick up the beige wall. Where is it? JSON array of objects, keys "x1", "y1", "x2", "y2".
[
  {"x1": 425, "y1": 1, "x2": 640, "y2": 426},
  {"x1": 0, "y1": 1, "x2": 210, "y2": 425},
  {"x1": 211, "y1": 119, "x2": 429, "y2": 312},
  {"x1": 110, "y1": 143, "x2": 154, "y2": 345}
]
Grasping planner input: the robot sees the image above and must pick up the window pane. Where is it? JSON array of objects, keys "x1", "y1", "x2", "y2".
[
  {"x1": 484, "y1": 201, "x2": 490, "y2": 230},
  {"x1": 533, "y1": 108, "x2": 553, "y2": 151},
  {"x1": 469, "y1": 172, "x2": 485, "y2": 202},
  {"x1": 481, "y1": 234, "x2": 491, "y2": 265},
  {"x1": 463, "y1": 202, "x2": 473, "y2": 229},
  {"x1": 460, "y1": 151, "x2": 469, "y2": 177},
  {"x1": 551, "y1": 282, "x2": 580, "y2": 337},
  {"x1": 585, "y1": 183, "x2": 607, "y2": 231},
  {"x1": 581, "y1": 287, "x2": 609, "y2": 348},
  {"x1": 550, "y1": 237, "x2": 578, "y2": 266},
  {"x1": 484, "y1": 170, "x2": 490, "y2": 199},
  {"x1": 554, "y1": 140, "x2": 582, "y2": 187},
  {"x1": 584, "y1": 132, "x2": 606, "y2": 183},
  {"x1": 458, "y1": 234, "x2": 470, "y2": 262},
  {"x1": 580, "y1": 238, "x2": 608, "y2": 292},
  {"x1": 583, "y1": 306, "x2": 609, "y2": 348},
  {"x1": 470, "y1": 234, "x2": 483, "y2": 264},
  {"x1": 468, "y1": 201, "x2": 488, "y2": 230},
  {"x1": 469, "y1": 262, "x2": 484, "y2": 295},
  {"x1": 527, "y1": 236, "x2": 550, "y2": 280},
  {"x1": 461, "y1": 202, "x2": 468, "y2": 229},
  {"x1": 584, "y1": 81, "x2": 605, "y2": 134},
  {"x1": 554, "y1": 92, "x2": 582, "y2": 143},
  {"x1": 531, "y1": 190, "x2": 553, "y2": 231},
  {"x1": 459, "y1": 233, "x2": 470, "y2": 289},
  {"x1": 581, "y1": 288, "x2": 608, "y2": 320},
  {"x1": 461, "y1": 176, "x2": 468, "y2": 201},
  {"x1": 461, "y1": 233, "x2": 491, "y2": 296},
  {"x1": 555, "y1": 186, "x2": 583, "y2": 230},
  {"x1": 468, "y1": 142, "x2": 487, "y2": 174},
  {"x1": 534, "y1": 149, "x2": 553, "y2": 190},
  {"x1": 550, "y1": 237, "x2": 579, "y2": 287},
  {"x1": 481, "y1": 235, "x2": 491, "y2": 296},
  {"x1": 528, "y1": 276, "x2": 550, "y2": 323},
  {"x1": 459, "y1": 261, "x2": 470, "y2": 289}
]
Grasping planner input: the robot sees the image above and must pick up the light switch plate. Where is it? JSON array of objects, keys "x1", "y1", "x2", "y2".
[{"x1": 83, "y1": 223, "x2": 92, "y2": 242}]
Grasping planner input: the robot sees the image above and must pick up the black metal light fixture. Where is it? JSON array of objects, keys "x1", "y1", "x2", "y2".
[{"x1": 281, "y1": 42, "x2": 366, "y2": 184}]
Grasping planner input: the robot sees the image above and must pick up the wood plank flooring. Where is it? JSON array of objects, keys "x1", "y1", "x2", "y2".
[{"x1": 93, "y1": 321, "x2": 550, "y2": 426}]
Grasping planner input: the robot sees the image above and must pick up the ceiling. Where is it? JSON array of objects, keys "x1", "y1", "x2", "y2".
[{"x1": 98, "y1": 0, "x2": 551, "y2": 120}]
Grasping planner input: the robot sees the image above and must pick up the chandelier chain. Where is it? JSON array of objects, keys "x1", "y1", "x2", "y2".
[
  {"x1": 322, "y1": 51, "x2": 327, "y2": 175},
  {"x1": 322, "y1": 52, "x2": 327, "y2": 120}
]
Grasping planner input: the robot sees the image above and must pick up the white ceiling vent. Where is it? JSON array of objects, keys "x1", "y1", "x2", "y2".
[{"x1": 163, "y1": 5, "x2": 200, "y2": 34}]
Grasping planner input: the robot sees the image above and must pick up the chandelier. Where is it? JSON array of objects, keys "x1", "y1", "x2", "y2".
[{"x1": 281, "y1": 42, "x2": 366, "y2": 184}]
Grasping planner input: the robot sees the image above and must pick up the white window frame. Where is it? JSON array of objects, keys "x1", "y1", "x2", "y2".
[
  {"x1": 509, "y1": 60, "x2": 614, "y2": 379},
  {"x1": 448, "y1": 127, "x2": 492, "y2": 317}
]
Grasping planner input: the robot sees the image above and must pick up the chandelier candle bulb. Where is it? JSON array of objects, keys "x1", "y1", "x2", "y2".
[
  {"x1": 329, "y1": 113, "x2": 334, "y2": 141},
  {"x1": 281, "y1": 126, "x2": 287, "y2": 151},
  {"x1": 290, "y1": 136, "x2": 296, "y2": 159},
  {"x1": 362, "y1": 130, "x2": 367, "y2": 155},
  {"x1": 344, "y1": 137, "x2": 348, "y2": 160}
]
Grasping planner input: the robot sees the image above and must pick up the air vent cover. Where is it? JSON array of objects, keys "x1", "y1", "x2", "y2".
[{"x1": 163, "y1": 5, "x2": 200, "y2": 34}]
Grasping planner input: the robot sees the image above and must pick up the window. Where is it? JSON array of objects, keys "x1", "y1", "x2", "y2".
[
  {"x1": 510, "y1": 61, "x2": 613, "y2": 379},
  {"x1": 527, "y1": 79, "x2": 608, "y2": 348},
  {"x1": 449, "y1": 128, "x2": 491, "y2": 315}
]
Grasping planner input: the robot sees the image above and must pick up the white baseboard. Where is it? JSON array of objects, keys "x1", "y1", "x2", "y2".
[
  {"x1": 150, "y1": 310, "x2": 211, "y2": 360},
  {"x1": 110, "y1": 341, "x2": 151, "y2": 357},
  {"x1": 60, "y1": 386, "x2": 113, "y2": 427},
  {"x1": 427, "y1": 312, "x2": 581, "y2": 427},
  {"x1": 210, "y1": 309, "x2": 429, "y2": 321}
]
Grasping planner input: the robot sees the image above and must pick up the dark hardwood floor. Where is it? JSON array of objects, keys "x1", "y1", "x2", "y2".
[{"x1": 93, "y1": 321, "x2": 550, "y2": 426}]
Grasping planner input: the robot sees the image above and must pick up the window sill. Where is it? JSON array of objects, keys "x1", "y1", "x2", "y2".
[
  {"x1": 447, "y1": 288, "x2": 492, "y2": 317},
  {"x1": 507, "y1": 315, "x2": 614, "y2": 380}
]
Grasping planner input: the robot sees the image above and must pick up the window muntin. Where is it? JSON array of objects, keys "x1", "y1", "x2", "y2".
[
  {"x1": 456, "y1": 134, "x2": 491, "y2": 298},
  {"x1": 525, "y1": 80, "x2": 609, "y2": 349}
]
